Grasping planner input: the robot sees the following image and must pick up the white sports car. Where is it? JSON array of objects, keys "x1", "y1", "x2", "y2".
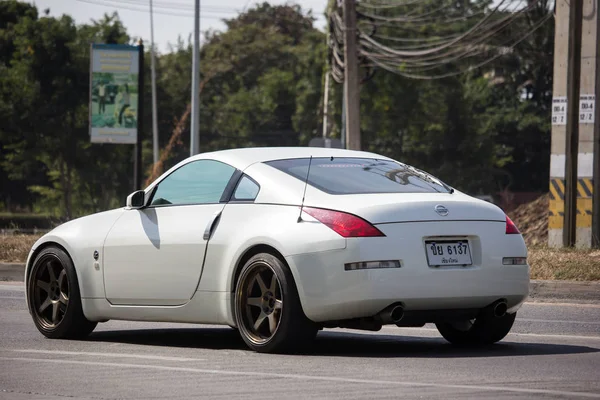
[{"x1": 25, "y1": 147, "x2": 529, "y2": 353}]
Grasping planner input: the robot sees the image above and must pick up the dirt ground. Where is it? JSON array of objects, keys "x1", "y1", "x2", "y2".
[{"x1": 507, "y1": 194, "x2": 549, "y2": 247}]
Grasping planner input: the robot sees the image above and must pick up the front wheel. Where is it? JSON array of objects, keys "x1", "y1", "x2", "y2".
[
  {"x1": 28, "y1": 246, "x2": 97, "y2": 339},
  {"x1": 435, "y1": 312, "x2": 516, "y2": 346},
  {"x1": 234, "y1": 253, "x2": 317, "y2": 353}
]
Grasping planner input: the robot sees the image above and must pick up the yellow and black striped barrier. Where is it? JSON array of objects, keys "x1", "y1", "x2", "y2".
[{"x1": 549, "y1": 178, "x2": 593, "y2": 229}]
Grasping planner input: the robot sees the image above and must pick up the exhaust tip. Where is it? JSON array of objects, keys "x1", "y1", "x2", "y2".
[
  {"x1": 390, "y1": 306, "x2": 404, "y2": 323},
  {"x1": 493, "y1": 301, "x2": 507, "y2": 318}
]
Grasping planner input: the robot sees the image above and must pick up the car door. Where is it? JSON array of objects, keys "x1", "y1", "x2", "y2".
[{"x1": 103, "y1": 159, "x2": 238, "y2": 306}]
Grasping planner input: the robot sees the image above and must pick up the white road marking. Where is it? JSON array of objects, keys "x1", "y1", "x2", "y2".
[
  {"x1": 0, "y1": 284, "x2": 24, "y2": 291},
  {"x1": 508, "y1": 332, "x2": 600, "y2": 341},
  {"x1": 525, "y1": 302, "x2": 600, "y2": 309},
  {"x1": 519, "y1": 318, "x2": 600, "y2": 325},
  {"x1": 7, "y1": 349, "x2": 205, "y2": 362},
  {"x1": 1, "y1": 356, "x2": 599, "y2": 398},
  {"x1": 384, "y1": 326, "x2": 600, "y2": 340}
]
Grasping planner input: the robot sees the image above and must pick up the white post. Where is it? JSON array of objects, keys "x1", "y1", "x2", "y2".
[
  {"x1": 149, "y1": 0, "x2": 159, "y2": 164},
  {"x1": 190, "y1": 0, "x2": 200, "y2": 156},
  {"x1": 322, "y1": 71, "x2": 330, "y2": 139}
]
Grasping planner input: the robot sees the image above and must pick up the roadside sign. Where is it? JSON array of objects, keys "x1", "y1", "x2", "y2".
[
  {"x1": 551, "y1": 95, "x2": 595, "y2": 125},
  {"x1": 579, "y1": 94, "x2": 594, "y2": 124},
  {"x1": 551, "y1": 96, "x2": 567, "y2": 125},
  {"x1": 89, "y1": 44, "x2": 140, "y2": 144}
]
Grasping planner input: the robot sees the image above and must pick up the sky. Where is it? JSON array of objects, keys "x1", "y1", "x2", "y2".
[{"x1": 29, "y1": 0, "x2": 329, "y2": 53}]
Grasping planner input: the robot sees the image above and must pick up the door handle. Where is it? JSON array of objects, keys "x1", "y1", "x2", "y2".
[{"x1": 203, "y1": 211, "x2": 222, "y2": 240}]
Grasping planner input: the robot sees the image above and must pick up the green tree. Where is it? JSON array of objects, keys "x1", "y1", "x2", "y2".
[{"x1": 0, "y1": 4, "x2": 135, "y2": 218}]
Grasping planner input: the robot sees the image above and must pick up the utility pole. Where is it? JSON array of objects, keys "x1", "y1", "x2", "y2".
[
  {"x1": 149, "y1": 0, "x2": 159, "y2": 165},
  {"x1": 190, "y1": 0, "x2": 200, "y2": 156},
  {"x1": 322, "y1": 71, "x2": 330, "y2": 139},
  {"x1": 563, "y1": 0, "x2": 583, "y2": 247},
  {"x1": 341, "y1": 84, "x2": 346, "y2": 149},
  {"x1": 134, "y1": 40, "x2": 144, "y2": 191},
  {"x1": 593, "y1": 6, "x2": 600, "y2": 248},
  {"x1": 342, "y1": 0, "x2": 360, "y2": 150}
]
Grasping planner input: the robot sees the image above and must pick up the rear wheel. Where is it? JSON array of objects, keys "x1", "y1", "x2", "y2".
[
  {"x1": 435, "y1": 312, "x2": 516, "y2": 345},
  {"x1": 234, "y1": 253, "x2": 317, "y2": 353},
  {"x1": 28, "y1": 246, "x2": 97, "y2": 339}
]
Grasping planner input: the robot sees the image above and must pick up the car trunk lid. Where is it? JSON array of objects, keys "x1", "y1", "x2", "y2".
[{"x1": 307, "y1": 192, "x2": 505, "y2": 224}]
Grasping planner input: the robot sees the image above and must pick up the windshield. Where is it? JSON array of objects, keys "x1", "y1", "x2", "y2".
[{"x1": 265, "y1": 157, "x2": 452, "y2": 195}]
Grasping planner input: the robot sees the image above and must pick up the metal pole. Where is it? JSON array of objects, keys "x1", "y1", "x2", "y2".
[
  {"x1": 322, "y1": 71, "x2": 330, "y2": 139},
  {"x1": 342, "y1": 0, "x2": 360, "y2": 150},
  {"x1": 134, "y1": 41, "x2": 144, "y2": 191},
  {"x1": 563, "y1": 0, "x2": 583, "y2": 247},
  {"x1": 341, "y1": 84, "x2": 346, "y2": 149},
  {"x1": 593, "y1": 7, "x2": 600, "y2": 248},
  {"x1": 149, "y1": 0, "x2": 159, "y2": 165},
  {"x1": 190, "y1": 0, "x2": 200, "y2": 156}
]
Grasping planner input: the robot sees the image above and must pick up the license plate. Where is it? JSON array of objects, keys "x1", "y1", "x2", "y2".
[{"x1": 425, "y1": 240, "x2": 472, "y2": 267}]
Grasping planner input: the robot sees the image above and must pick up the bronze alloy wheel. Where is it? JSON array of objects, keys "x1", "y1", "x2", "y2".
[
  {"x1": 28, "y1": 246, "x2": 97, "y2": 339},
  {"x1": 237, "y1": 261, "x2": 283, "y2": 345},
  {"x1": 234, "y1": 252, "x2": 318, "y2": 353},
  {"x1": 32, "y1": 254, "x2": 70, "y2": 329}
]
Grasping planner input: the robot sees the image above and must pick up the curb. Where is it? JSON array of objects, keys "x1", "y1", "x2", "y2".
[
  {"x1": 528, "y1": 280, "x2": 600, "y2": 303},
  {"x1": 1, "y1": 263, "x2": 598, "y2": 304},
  {"x1": 0, "y1": 263, "x2": 25, "y2": 282}
]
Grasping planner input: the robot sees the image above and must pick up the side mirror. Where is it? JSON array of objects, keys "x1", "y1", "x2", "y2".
[{"x1": 126, "y1": 190, "x2": 146, "y2": 209}]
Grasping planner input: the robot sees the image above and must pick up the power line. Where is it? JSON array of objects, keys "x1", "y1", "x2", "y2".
[
  {"x1": 363, "y1": 13, "x2": 552, "y2": 80},
  {"x1": 358, "y1": 1, "x2": 534, "y2": 65},
  {"x1": 77, "y1": 0, "x2": 328, "y2": 23},
  {"x1": 328, "y1": 0, "x2": 552, "y2": 81},
  {"x1": 356, "y1": 0, "x2": 437, "y2": 10},
  {"x1": 104, "y1": 0, "x2": 243, "y2": 13},
  {"x1": 76, "y1": 0, "x2": 240, "y2": 19}
]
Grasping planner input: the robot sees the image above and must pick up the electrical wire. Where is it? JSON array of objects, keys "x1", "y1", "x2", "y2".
[
  {"x1": 362, "y1": 12, "x2": 552, "y2": 80},
  {"x1": 356, "y1": 0, "x2": 439, "y2": 10},
  {"x1": 357, "y1": 2, "x2": 468, "y2": 23},
  {"x1": 370, "y1": 32, "x2": 462, "y2": 43},
  {"x1": 356, "y1": 0, "x2": 532, "y2": 61},
  {"x1": 358, "y1": 1, "x2": 533, "y2": 66},
  {"x1": 76, "y1": 0, "x2": 235, "y2": 19},
  {"x1": 112, "y1": 0, "x2": 240, "y2": 13},
  {"x1": 328, "y1": 0, "x2": 551, "y2": 81},
  {"x1": 354, "y1": 0, "x2": 510, "y2": 58}
]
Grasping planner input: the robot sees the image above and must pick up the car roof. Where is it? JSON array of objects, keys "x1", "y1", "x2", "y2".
[{"x1": 189, "y1": 147, "x2": 392, "y2": 171}]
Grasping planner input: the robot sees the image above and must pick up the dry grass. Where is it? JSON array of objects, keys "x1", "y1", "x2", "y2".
[
  {"x1": 1, "y1": 235, "x2": 599, "y2": 281},
  {"x1": 0, "y1": 235, "x2": 40, "y2": 263},
  {"x1": 529, "y1": 247, "x2": 600, "y2": 281}
]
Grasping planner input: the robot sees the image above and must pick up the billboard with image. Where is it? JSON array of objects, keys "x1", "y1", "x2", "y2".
[{"x1": 89, "y1": 44, "x2": 139, "y2": 144}]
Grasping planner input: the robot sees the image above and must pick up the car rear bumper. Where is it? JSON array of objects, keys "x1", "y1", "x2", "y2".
[{"x1": 285, "y1": 221, "x2": 529, "y2": 323}]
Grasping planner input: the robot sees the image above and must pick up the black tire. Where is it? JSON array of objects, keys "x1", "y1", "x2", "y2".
[
  {"x1": 234, "y1": 253, "x2": 317, "y2": 353},
  {"x1": 27, "y1": 246, "x2": 97, "y2": 339},
  {"x1": 435, "y1": 312, "x2": 516, "y2": 346}
]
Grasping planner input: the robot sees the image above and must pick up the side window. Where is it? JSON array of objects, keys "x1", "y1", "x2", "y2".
[
  {"x1": 232, "y1": 175, "x2": 260, "y2": 201},
  {"x1": 151, "y1": 160, "x2": 235, "y2": 206}
]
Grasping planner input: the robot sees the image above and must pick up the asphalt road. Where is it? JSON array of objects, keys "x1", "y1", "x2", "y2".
[{"x1": 1, "y1": 282, "x2": 599, "y2": 399}]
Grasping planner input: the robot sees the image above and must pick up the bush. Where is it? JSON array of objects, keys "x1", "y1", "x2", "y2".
[{"x1": 0, "y1": 213, "x2": 58, "y2": 230}]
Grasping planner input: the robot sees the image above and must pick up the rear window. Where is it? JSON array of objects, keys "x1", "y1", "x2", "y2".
[{"x1": 265, "y1": 157, "x2": 451, "y2": 195}]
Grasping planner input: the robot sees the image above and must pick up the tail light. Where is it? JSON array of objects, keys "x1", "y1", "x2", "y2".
[
  {"x1": 505, "y1": 215, "x2": 520, "y2": 234},
  {"x1": 302, "y1": 207, "x2": 385, "y2": 238}
]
